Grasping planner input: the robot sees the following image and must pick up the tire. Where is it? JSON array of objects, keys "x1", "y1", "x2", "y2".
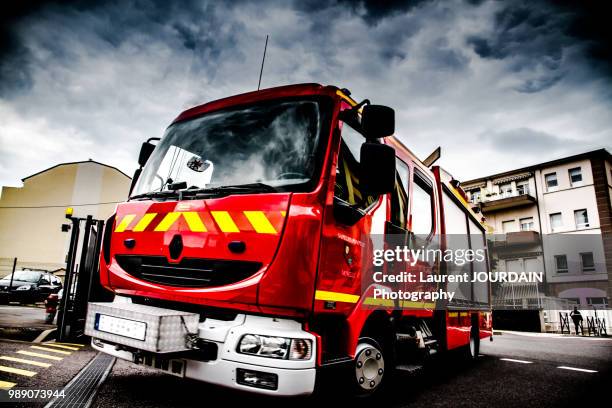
[
  {"x1": 352, "y1": 337, "x2": 387, "y2": 396},
  {"x1": 465, "y1": 326, "x2": 480, "y2": 360}
]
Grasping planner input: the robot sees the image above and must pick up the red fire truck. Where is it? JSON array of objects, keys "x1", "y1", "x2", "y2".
[{"x1": 85, "y1": 83, "x2": 492, "y2": 396}]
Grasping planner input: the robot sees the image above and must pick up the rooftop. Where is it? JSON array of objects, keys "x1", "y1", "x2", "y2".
[{"x1": 462, "y1": 148, "x2": 611, "y2": 186}]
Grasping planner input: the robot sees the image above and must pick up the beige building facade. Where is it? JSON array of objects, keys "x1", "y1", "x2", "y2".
[
  {"x1": 462, "y1": 149, "x2": 612, "y2": 309},
  {"x1": 0, "y1": 160, "x2": 131, "y2": 276}
]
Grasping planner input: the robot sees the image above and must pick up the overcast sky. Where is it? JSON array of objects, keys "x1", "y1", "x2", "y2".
[{"x1": 1, "y1": 0, "x2": 611, "y2": 189}]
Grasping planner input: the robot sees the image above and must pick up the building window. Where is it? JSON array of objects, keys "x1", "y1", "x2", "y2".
[
  {"x1": 580, "y1": 252, "x2": 595, "y2": 272},
  {"x1": 502, "y1": 220, "x2": 516, "y2": 233},
  {"x1": 587, "y1": 297, "x2": 609, "y2": 309},
  {"x1": 545, "y1": 172, "x2": 558, "y2": 191},
  {"x1": 568, "y1": 167, "x2": 582, "y2": 186},
  {"x1": 555, "y1": 255, "x2": 568, "y2": 273},
  {"x1": 471, "y1": 190, "x2": 481, "y2": 203},
  {"x1": 574, "y1": 209, "x2": 589, "y2": 229},
  {"x1": 499, "y1": 183, "x2": 512, "y2": 198},
  {"x1": 516, "y1": 180, "x2": 529, "y2": 195},
  {"x1": 520, "y1": 217, "x2": 535, "y2": 231},
  {"x1": 549, "y1": 213, "x2": 563, "y2": 232}
]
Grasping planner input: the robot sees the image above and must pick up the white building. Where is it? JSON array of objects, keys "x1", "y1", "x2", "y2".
[
  {"x1": 462, "y1": 149, "x2": 612, "y2": 309},
  {"x1": 0, "y1": 160, "x2": 131, "y2": 277}
]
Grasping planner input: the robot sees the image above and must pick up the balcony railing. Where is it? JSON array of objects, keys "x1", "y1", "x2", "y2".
[
  {"x1": 475, "y1": 192, "x2": 537, "y2": 213},
  {"x1": 492, "y1": 230, "x2": 541, "y2": 247}
]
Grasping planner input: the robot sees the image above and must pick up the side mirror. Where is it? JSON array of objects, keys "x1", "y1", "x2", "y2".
[
  {"x1": 360, "y1": 142, "x2": 396, "y2": 195},
  {"x1": 138, "y1": 141, "x2": 156, "y2": 167},
  {"x1": 361, "y1": 105, "x2": 395, "y2": 139}
]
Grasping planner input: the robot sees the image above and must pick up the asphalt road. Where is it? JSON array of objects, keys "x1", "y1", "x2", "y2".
[
  {"x1": 88, "y1": 332, "x2": 612, "y2": 408},
  {"x1": 0, "y1": 306, "x2": 51, "y2": 329}
]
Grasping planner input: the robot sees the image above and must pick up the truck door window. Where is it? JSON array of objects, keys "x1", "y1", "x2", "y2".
[
  {"x1": 391, "y1": 160, "x2": 410, "y2": 229},
  {"x1": 411, "y1": 171, "x2": 434, "y2": 235},
  {"x1": 334, "y1": 123, "x2": 377, "y2": 209}
]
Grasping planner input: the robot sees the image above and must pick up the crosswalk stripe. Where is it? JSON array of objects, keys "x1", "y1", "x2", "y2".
[
  {"x1": 0, "y1": 380, "x2": 17, "y2": 390},
  {"x1": 31, "y1": 346, "x2": 71, "y2": 355},
  {"x1": 0, "y1": 356, "x2": 51, "y2": 368},
  {"x1": 17, "y1": 351, "x2": 62, "y2": 361},
  {"x1": 41, "y1": 343, "x2": 79, "y2": 351},
  {"x1": 0, "y1": 365, "x2": 37, "y2": 377}
]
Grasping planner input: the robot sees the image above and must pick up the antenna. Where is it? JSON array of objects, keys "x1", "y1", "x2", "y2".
[{"x1": 257, "y1": 35, "x2": 269, "y2": 90}]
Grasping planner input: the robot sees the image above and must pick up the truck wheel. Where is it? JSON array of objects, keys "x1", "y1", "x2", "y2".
[{"x1": 353, "y1": 337, "x2": 386, "y2": 395}]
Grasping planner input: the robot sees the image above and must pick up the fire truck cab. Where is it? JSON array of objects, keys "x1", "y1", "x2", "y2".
[{"x1": 85, "y1": 83, "x2": 492, "y2": 396}]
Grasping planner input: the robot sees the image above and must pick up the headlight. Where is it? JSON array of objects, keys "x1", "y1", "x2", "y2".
[
  {"x1": 16, "y1": 285, "x2": 32, "y2": 291},
  {"x1": 238, "y1": 334, "x2": 312, "y2": 360}
]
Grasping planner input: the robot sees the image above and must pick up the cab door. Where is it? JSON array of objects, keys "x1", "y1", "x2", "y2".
[
  {"x1": 408, "y1": 168, "x2": 439, "y2": 309},
  {"x1": 315, "y1": 104, "x2": 385, "y2": 315},
  {"x1": 386, "y1": 159, "x2": 411, "y2": 305}
]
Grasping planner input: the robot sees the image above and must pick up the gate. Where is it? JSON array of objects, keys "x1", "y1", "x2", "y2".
[{"x1": 57, "y1": 212, "x2": 113, "y2": 341}]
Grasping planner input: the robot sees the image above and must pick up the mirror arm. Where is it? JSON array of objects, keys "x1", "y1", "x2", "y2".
[
  {"x1": 338, "y1": 99, "x2": 370, "y2": 129},
  {"x1": 128, "y1": 168, "x2": 142, "y2": 197},
  {"x1": 333, "y1": 197, "x2": 366, "y2": 226}
]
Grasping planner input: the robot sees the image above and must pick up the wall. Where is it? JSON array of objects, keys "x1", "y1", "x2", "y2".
[{"x1": 0, "y1": 161, "x2": 130, "y2": 275}]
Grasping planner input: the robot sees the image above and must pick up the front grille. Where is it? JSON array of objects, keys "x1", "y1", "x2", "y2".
[{"x1": 115, "y1": 255, "x2": 262, "y2": 288}]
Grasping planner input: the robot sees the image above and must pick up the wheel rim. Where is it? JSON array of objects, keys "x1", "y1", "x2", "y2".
[{"x1": 355, "y1": 343, "x2": 384, "y2": 391}]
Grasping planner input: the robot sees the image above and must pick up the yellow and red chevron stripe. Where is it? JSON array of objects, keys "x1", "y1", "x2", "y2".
[{"x1": 114, "y1": 210, "x2": 286, "y2": 234}]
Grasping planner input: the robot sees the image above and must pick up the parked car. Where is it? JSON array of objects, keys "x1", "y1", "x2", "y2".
[{"x1": 0, "y1": 270, "x2": 63, "y2": 304}]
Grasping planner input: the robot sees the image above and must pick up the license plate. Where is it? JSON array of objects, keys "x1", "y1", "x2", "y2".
[{"x1": 94, "y1": 313, "x2": 147, "y2": 341}]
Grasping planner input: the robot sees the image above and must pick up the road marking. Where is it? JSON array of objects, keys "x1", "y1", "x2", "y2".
[
  {"x1": 17, "y1": 351, "x2": 63, "y2": 361},
  {"x1": 0, "y1": 380, "x2": 17, "y2": 390},
  {"x1": 500, "y1": 358, "x2": 533, "y2": 364},
  {"x1": 0, "y1": 356, "x2": 52, "y2": 368},
  {"x1": 0, "y1": 365, "x2": 37, "y2": 377},
  {"x1": 41, "y1": 343, "x2": 80, "y2": 351},
  {"x1": 52, "y1": 342, "x2": 85, "y2": 347},
  {"x1": 558, "y1": 366, "x2": 598, "y2": 373},
  {"x1": 31, "y1": 346, "x2": 71, "y2": 355}
]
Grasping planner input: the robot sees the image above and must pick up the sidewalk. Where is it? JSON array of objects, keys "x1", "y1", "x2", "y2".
[{"x1": 497, "y1": 330, "x2": 612, "y2": 340}]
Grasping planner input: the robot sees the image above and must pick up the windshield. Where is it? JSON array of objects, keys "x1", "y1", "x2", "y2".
[
  {"x1": 0, "y1": 271, "x2": 42, "y2": 283},
  {"x1": 132, "y1": 98, "x2": 329, "y2": 197}
]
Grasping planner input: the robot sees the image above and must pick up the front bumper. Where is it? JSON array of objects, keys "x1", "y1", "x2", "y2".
[{"x1": 88, "y1": 297, "x2": 316, "y2": 396}]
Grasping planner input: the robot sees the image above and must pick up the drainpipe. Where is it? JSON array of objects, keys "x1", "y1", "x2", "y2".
[{"x1": 533, "y1": 171, "x2": 548, "y2": 295}]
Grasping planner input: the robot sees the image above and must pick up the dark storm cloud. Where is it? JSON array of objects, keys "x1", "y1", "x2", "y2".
[
  {"x1": 0, "y1": 0, "x2": 611, "y2": 187},
  {"x1": 466, "y1": 0, "x2": 612, "y2": 93},
  {"x1": 337, "y1": 0, "x2": 432, "y2": 25},
  {"x1": 0, "y1": 0, "x2": 245, "y2": 96},
  {"x1": 481, "y1": 128, "x2": 582, "y2": 154},
  {"x1": 295, "y1": 0, "x2": 432, "y2": 25}
]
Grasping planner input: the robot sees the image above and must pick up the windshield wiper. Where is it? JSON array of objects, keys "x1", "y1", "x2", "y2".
[
  {"x1": 182, "y1": 182, "x2": 279, "y2": 198},
  {"x1": 130, "y1": 190, "x2": 181, "y2": 200},
  {"x1": 130, "y1": 182, "x2": 279, "y2": 201}
]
